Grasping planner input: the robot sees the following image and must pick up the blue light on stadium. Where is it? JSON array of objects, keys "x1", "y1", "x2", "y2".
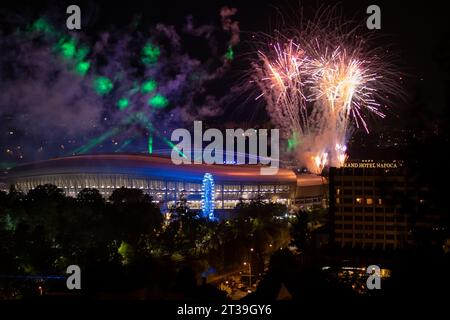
[{"x1": 201, "y1": 173, "x2": 215, "y2": 220}]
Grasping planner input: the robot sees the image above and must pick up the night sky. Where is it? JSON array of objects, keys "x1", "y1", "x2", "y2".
[{"x1": 1, "y1": 0, "x2": 449, "y2": 167}]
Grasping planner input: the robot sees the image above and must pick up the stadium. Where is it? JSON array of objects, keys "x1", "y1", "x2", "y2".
[{"x1": 4, "y1": 154, "x2": 327, "y2": 215}]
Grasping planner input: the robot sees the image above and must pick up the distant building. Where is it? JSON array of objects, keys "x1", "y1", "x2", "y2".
[{"x1": 329, "y1": 160, "x2": 425, "y2": 250}]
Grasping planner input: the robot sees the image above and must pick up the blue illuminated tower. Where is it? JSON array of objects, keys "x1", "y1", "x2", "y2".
[{"x1": 201, "y1": 173, "x2": 215, "y2": 220}]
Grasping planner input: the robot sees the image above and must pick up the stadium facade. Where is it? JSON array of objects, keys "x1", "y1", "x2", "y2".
[{"x1": 4, "y1": 154, "x2": 327, "y2": 212}]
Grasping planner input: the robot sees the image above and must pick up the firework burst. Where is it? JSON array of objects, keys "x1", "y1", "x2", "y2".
[
  {"x1": 251, "y1": 9, "x2": 402, "y2": 173},
  {"x1": 253, "y1": 40, "x2": 309, "y2": 138}
]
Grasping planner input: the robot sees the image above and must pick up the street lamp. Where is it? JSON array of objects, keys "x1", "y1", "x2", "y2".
[{"x1": 243, "y1": 262, "x2": 251, "y2": 288}]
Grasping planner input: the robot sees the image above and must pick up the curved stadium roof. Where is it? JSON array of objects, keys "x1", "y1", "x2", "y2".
[{"x1": 7, "y1": 154, "x2": 299, "y2": 184}]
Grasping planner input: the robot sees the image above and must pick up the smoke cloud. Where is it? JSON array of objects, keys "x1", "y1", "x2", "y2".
[{"x1": 0, "y1": 6, "x2": 239, "y2": 163}]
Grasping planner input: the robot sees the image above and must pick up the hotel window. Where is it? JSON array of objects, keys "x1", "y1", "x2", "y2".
[
  {"x1": 343, "y1": 198, "x2": 352, "y2": 204},
  {"x1": 378, "y1": 199, "x2": 383, "y2": 205},
  {"x1": 366, "y1": 198, "x2": 373, "y2": 205},
  {"x1": 355, "y1": 197, "x2": 363, "y2": 204}
]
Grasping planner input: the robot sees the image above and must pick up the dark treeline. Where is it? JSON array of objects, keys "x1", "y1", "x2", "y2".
[{"x1": 0, "y1": 185, "x2": 289, "y2": 299}]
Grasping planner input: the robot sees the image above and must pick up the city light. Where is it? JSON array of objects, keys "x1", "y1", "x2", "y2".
[{"x1": 201, "y1": 173, "x2": 215, "y2": 220}]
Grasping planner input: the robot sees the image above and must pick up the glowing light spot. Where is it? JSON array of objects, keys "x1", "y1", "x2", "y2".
[
  {"x1": 93, "y1": 77, "x2": 113, "y2": 95},
  {"x1": 148, "y1": 94, "x2": 168, "y2": 108},
  {"x1": 141, "y1": 42, "x2": 160, "y2": 65},
  {"x1": 201, "y1": 173, "x2": 215, "y2": 220},
  {"x1": 75, "y1": 61, "x2": 90, "y2": 75},
  {"x1": 225, "y1": 45, "x2": 234, "y2": 60},
  {"x1": 141, "y1": 80, "x2": 157, "y2": 94},
  {"x1": 148, "y1": 135, "x2": 153, "y2": 154},
  {"x1": 117, "y1": 98, "x2": 130, "y2": 110},
  {"x1": 31, "y1": 18, "x2": 54, "y2": 34},
  {"x1": 287, "y1": 132, "x2": 299, "y2": 152},
  {"x1": 59, "y1": 40, "x2": 77, "y2": 59}
]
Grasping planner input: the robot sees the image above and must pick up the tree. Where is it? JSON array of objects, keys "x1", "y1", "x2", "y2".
[
  {"x1": 290, "y1": 210, "x2": 311, "y2": 252},
  {"x1": 108, "y1": 188, "x2": 163, "y2": 262}
]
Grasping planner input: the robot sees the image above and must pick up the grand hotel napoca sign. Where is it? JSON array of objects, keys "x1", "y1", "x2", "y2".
[{"x1": 343, "y1": 160, "x2": 401, "y2": 169}]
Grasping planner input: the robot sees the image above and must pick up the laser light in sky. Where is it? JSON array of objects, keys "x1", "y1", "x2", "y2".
[
  {"x1": 287, "y1": 132, "x2": 299, "y2": 152},
  {"x1": 141, "y1": 79, "x2": 157, "y2": 94},
  {"x1": 148, "y1": 94, "x2": 169, "y2": 108},
  {"x1": 93, "y1": 76, "x2": 113, "y2": 95},
  {"x1": 148, "y1": 135, "x2": 153, "y2": 154},
  {"x1": 225, "y1": 45, "x2": 234, "y2": 60},
  {"x1": 59, "y1": 40, "x2": 77, "y2": 59},
  {"x1": 31, "y1": 18, "x2": 54, "y2": 34},
  {"x1": 141, "y1": 42, "x2": 160, "y2": 65},
  {"x1": 117, "y1": 97, "x2": 130, "y2": 110},
  {"x1": 75, "y1": 61, "x2": 90, "y2": 76}
]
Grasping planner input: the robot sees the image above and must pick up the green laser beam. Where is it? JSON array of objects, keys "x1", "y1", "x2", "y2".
[
  {"x1": 117, "y1": 97, "x2": 130, "y2": 110},
  {"x1": 59, "y1": 39, "x2": 77, "y2": 59},
  {"x1": 148, "y1": 94, "x2": 169, "y2": 109},
  {"x1": 141, "y1": 42, "x2": 160, "y2": 65},
  {"x1": 132, "y1": 112, "x2": 186, "y2": 159},
  {"x1": 93, "y1": 76, "x2": 113, "y2": 95},
  {"x1": 115, "y1": 135, "x2": 138, "y2": 152},
  {"x1": 287, "y1": 132, "x2": 300, "y2": 152},
  {"x1": 148, "y1": 135, "x2": 153, "y2": 154},
  {"x1": 141, "y1": 79, "x2": 157, "y2": 94},
  {"x1": 75, "y1": 61, "x2": 90, "y2": 76},
  {"x1": 30, "y1": 18, "x2": 55, "y2": 35},
  {"x1": 72, "y1": 128, "x2": 121, "y2": 154},
  {"x1": 225, "y1": 45, "x2": 234, "y2": 60}
]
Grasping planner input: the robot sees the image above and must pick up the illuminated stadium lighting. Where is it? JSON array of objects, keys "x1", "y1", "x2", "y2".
[
  {"x1": 201, "y1": 173, "x2": 215, "y2": 220},
  {"x1": 4, "y1": 154, "x2": 327, "y2": 212}
]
